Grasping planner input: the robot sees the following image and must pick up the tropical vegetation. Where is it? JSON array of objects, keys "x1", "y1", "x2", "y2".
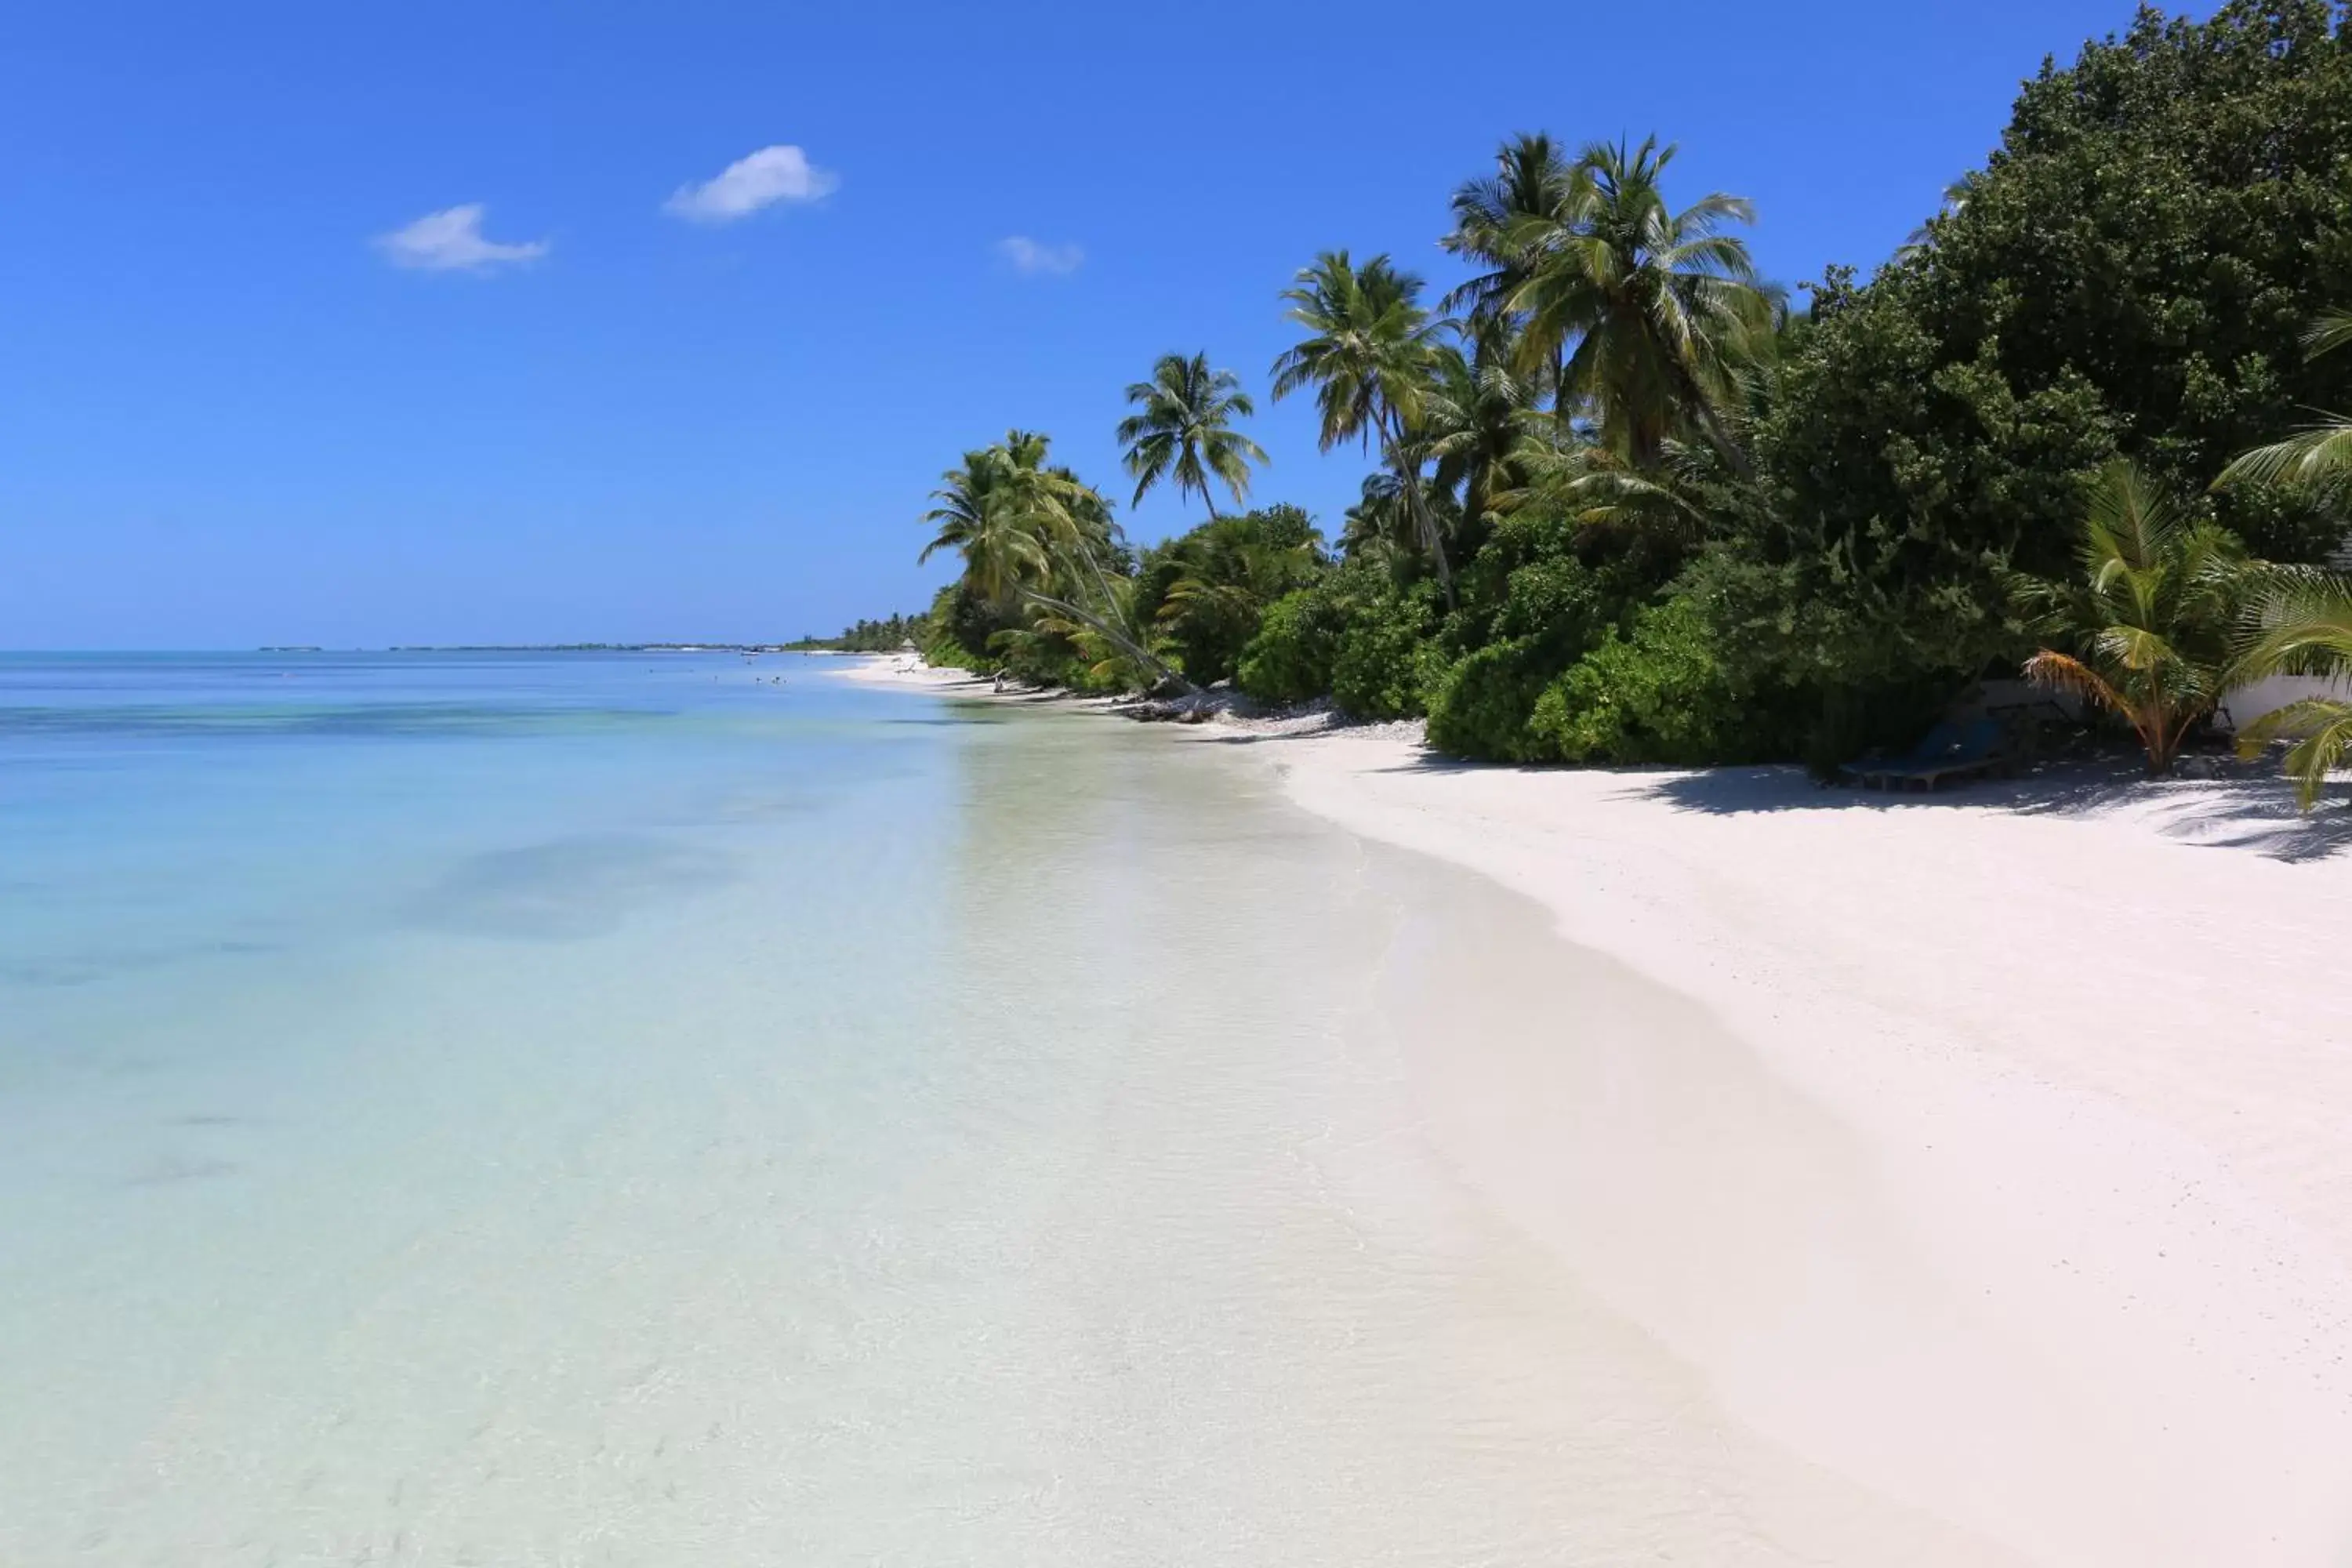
[{"x1": 898, "y1": 1, "x2": 2352, "y2": 808}]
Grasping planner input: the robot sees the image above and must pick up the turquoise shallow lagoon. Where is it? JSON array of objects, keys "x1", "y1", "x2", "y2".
[{"x1": 0, "y1": 652, "x2": 1996, "y2": 1566}]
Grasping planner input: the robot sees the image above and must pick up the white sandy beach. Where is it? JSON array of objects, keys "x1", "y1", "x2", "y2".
[{"x1": 840, "y1": 652, "x2": 2352, "y2": 1566}]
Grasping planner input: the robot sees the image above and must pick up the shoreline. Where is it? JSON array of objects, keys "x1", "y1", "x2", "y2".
[{"x1": 830, "y1": 652, "x2": 2352, "y2": 1564}]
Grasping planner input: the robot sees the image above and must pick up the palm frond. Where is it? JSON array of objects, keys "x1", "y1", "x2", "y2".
[
  {"x1": 2235, "y1": 697, "x2": 2352, "y2": 808},
  {"x1": 2304, "y1": 310, "x2": 2352, "y2": 360},
  {"x1": 2220, "y1": 419, "x2": 2352, "y2": 492},
  {"x1": 2024, "y1": 648, "x2": 2128, "y2": 717}
]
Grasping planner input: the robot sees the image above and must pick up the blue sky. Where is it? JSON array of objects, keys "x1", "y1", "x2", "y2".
[{"x1": 2, "y1": 0, "x2": 2195, "y2": 648}]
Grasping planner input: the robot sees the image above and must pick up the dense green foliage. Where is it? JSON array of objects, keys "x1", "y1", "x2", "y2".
[
  {"x1": 892, "y1": 2, "x2": 2352, "y2": 805},
  {"x1": 1135, "y1": 505, "x2": 1326, "y2": 685},
  {"x1": 1233, "y1": 587, "x2": 1345, "y2": 703},
  {"x1": 916, "y1": 430, "x2": 1174, "y2": 692},
  {"x1": 1715, "y1": 0, "x2": 2352, "y2": 763},
  {"x1": 1529, "y1": 595, "x2": 1744, "y2": 765}
]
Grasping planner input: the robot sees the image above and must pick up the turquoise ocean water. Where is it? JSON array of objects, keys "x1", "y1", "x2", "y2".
[{"x1": 0, "y1": 652, "x2": 1995, "y2": 1566}]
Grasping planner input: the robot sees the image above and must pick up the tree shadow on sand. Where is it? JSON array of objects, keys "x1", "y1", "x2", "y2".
[
  {"x1": 1196, "y1": 724, "x2": 2352, "y2": 866},
  {"x1": 1638, "y1": 760, "x2": 2352, "y2": 865}
]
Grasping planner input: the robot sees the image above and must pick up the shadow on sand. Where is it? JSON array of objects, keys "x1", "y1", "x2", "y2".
[
  {"x1": 1635, "y1": 760, "x2": 2352, "y2": 863},
  {"x1": 1200, "y1": 723, "x2": 2352, "y2": 866}
]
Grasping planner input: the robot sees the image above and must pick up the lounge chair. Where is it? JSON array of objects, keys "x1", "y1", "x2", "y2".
[{"x1": 1840, "y1": 716, "x2": 2009, "y2": 791}]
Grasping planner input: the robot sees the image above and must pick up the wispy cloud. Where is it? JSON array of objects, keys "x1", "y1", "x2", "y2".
[
  {"x1": 374, "y1": 205, "x2": 549, "y2": 272},
  {"x1": 664, "y1": 145, "x2": 839, "y2": 223},
  {"x1": 996, "y1": 236, "x2": 1084, "y2": 277}
]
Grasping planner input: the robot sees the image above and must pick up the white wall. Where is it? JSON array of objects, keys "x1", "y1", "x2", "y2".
[
  {"x1": 2216, "y1": 674, "x2": 2352, "y2": 733},
  {"x1": 1964, "y1": 675, "x2": 2344, "y2": 735}
]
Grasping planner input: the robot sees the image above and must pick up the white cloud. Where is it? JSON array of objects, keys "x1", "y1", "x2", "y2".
[
  {"x1": 374, "y1": 205, "x2": 549, "y2": 272},
  {"x1": 996, "y1": 235, "x2": 1084, "y2": 277},
  {"x1": 664, "y1": 145, "x2": 838, "y2": 222}
]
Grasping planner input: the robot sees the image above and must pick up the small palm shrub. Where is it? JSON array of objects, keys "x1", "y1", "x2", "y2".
[{"x1": 2016, "y1": 461, "x2": 2247, "y2": 775}]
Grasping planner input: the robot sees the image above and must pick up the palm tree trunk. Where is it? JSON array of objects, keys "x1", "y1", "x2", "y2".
[
  {"x1": 1069, "y1": 541, "x2": 1131, "y2": 635},
  {"x1": 1628, "y1": 405, "x2": 1664, "y2": 473},
  {"x1": 1381, "y1": 410, "x2": 1454, "y2": 606},
  {"x1": 1678, "y1": 365, "x2": 1754, "y2": 478}
]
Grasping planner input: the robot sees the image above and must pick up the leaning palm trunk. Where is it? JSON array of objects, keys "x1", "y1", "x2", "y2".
[
  {"x1": 1018, "y1": 545, "x2": 1192, "y2": 695},
  {"x1": 1018, "y1": 588, "x2": 1190, "y2": 694},
  {"x1": 1051, "y1": 539, "x2": 1195, "y2": 694}
]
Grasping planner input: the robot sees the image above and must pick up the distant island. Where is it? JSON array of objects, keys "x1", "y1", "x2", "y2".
[
  {"x1": 780, "y1": 614, "x2": 927, "y2": 654},
  {"x1": 373, "y1": 642, "x2": 805, "y2": 654},
  {"x1": 332, "y1": 619, "x2": 925, "y2": 656}
]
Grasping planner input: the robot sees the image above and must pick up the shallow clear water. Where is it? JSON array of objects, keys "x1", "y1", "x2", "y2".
[{"x1": 0, "y1": 652, "x2": 2000, "y2": 1566}]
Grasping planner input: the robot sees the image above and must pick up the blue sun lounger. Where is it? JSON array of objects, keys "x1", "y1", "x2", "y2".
[{"x1": 1841, "y1": 715, "x2": 2008, "y2": 791}]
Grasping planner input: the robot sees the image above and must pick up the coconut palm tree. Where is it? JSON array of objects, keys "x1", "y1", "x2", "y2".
[
  {"x1": 1335, "y1": 472, "x2": 1412, "y2": 572},
  {"x1": 1503, "y1": 136, "x2": 1778, "y2": 471},
  {"x1": 2017, "y1": 460, "x2": 2248, "y2": 775},
  {"x1": 1269, "y1": 250, "x2": 1454, "y2": 598},
  {"x1": 2230, "y1": 570, "x2": 2352, "y2": 808},
  {"x1": 918, "y1": 430, "x2": 1060, "y2": 605},
  {"x1": 1115, "y1": 352, "x2": 1269, "y2": 520},
  {"x1": 920, "y1": 430, "x2": 1187, "y2": 690},
  {"x1": 1442, "y1": 133, "x2": 1578, "y2": 384},
  {"x1": 1419, "y1": 320, "x2": 1551, "y2": 534}
]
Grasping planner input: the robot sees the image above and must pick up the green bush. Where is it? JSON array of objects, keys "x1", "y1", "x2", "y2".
[
  {"x1": 1139, "y1": 504, "x2": 1330, "y2": 687},
  {"x1": 1417, "y1": 535, "x2": 1632, "y2": 760},
  {"x1": 986, "y1": 626, "x2": 1081, "y2": 688},
  {"x1": 1329, "y1": 591, "x2": 1443, "y2": 720},
  {"x1": 1425, "y1": 638, "x2": 1566, "y2": 761},
  {"x1": 1491, "y1": 554, "x2": 1607, "y2": 647},
  {"x1": 1236, "y1": 588, "x2": 1344, "y2": 703},
  {"x1": 1440, "y1": 510, "x2": 1633, "y2": 654},
  {"x1": 922, "y1": 583, "x2": 1007, "y2": 673},
  {"x1": 1526, "y1": 595, "x2": 1743, "y2": 764},
  {"x1": 1727, "y1": 0, "x2": 2352, "y2": 749}
]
